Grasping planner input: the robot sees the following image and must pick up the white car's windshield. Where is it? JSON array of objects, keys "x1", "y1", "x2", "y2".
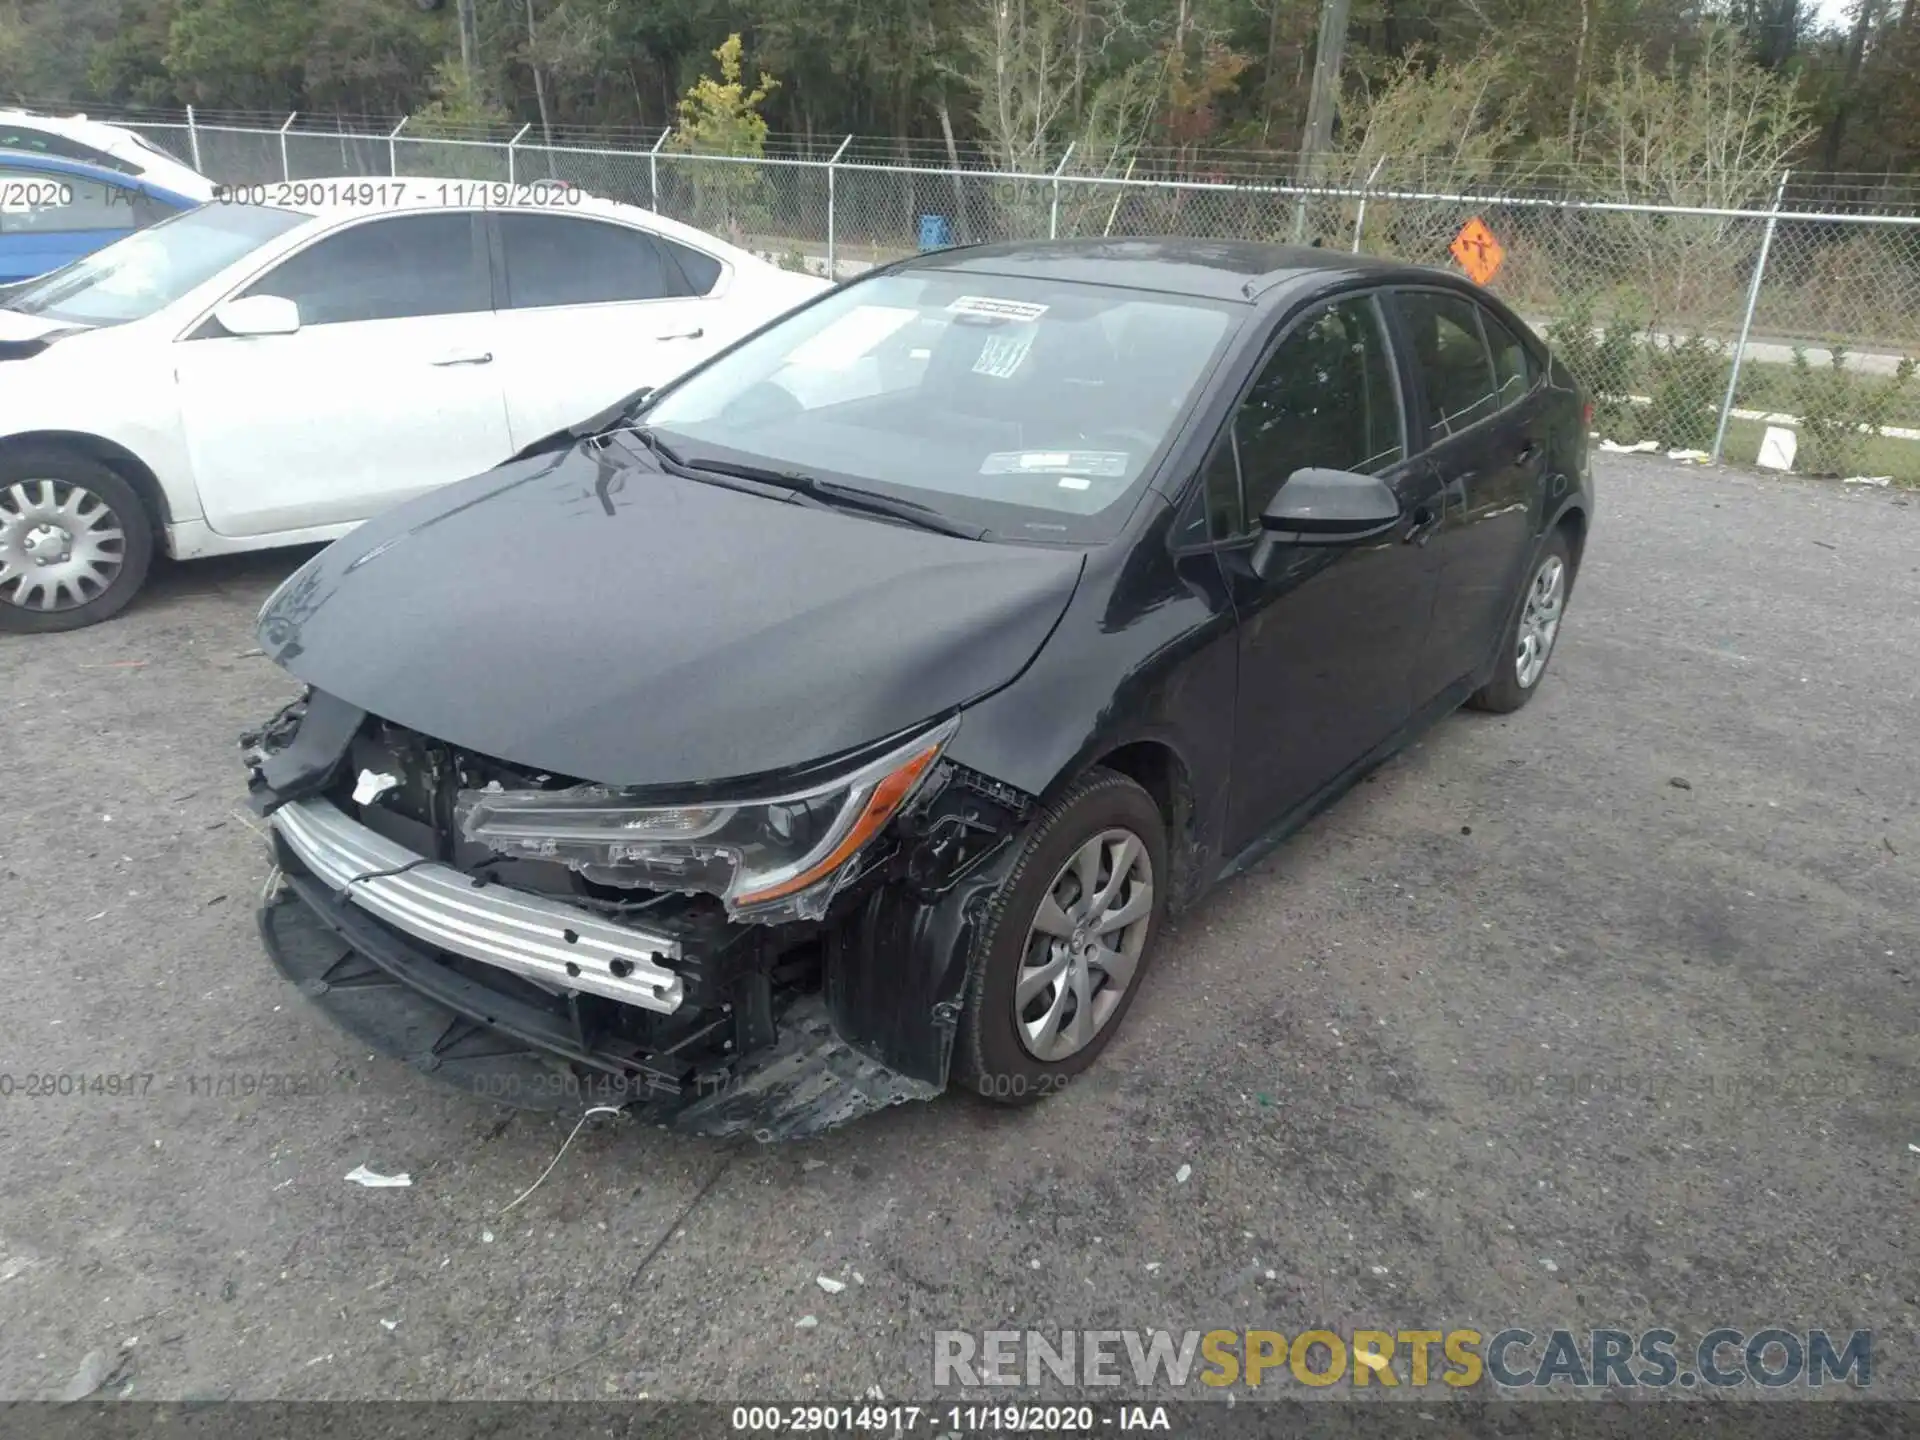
[
  {"x1": 644, "y1": 271, "x2": 1238, "y2": 543},
  {"x1": 3, "y1": 203, "x2": 304, "y2": 326}
]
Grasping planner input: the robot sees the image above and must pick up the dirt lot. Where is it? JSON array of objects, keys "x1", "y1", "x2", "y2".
[{"x1": 0, "y1": 455, "x2": 1915, "y2": 1403}]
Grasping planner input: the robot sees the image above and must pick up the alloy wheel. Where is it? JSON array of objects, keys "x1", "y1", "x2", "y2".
[
  {"x1": 0, "y1": 479, "x2": 128, "y2": 613},
  {"x1": 1013, "y1": 827, "x2": 1155, "y2": 1062},
  {"x1": 1515, "y1": 554, "x2": 1565, "y2": 690}
]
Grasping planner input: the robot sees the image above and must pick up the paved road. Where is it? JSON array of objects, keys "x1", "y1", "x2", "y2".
[{"x1": 1, "y1": 456, "x2": 1915, "y2": 1402}]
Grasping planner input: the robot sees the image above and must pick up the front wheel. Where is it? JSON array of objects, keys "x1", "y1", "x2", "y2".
[
  {"x1": 0, "y1": 447, "x2": 154, "y2": 633},
  {"x1": 954, "y1": 767, "x2": 1167, "y2": 1106},
  {"x1": 1468, "y1": 533, "x2": 1572, "y2": 714}
]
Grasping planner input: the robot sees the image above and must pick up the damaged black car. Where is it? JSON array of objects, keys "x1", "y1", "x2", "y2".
[{"x1": 244, "y1": 239, "x2": 1592, "y2": 1139}]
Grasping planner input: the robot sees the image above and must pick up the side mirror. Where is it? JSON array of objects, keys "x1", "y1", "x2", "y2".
[
  {"x1": 1260, "y1": 467, "x2": 1401, "y2": 545},
  {"x1": 214, "y1": 294, "x2": 301, "y2": 337}
]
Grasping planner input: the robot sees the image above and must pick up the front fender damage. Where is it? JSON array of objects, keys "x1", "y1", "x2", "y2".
[{"x1": 243, "y1": 689, "x2": 1039, "y2": 1139}]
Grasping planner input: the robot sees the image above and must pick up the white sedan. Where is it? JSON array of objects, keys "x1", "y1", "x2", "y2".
[{"x1": 0, "y1": 179, "x2": 828, "y2": 630}]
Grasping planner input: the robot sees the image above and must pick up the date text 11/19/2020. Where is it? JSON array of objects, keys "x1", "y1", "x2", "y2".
[
  {"x1": 730, "y1": 1406, "x2": 1171, "y2": 1433},
  {"x1": 211, "y1": 180, "x2": 585, "y2": 210}
]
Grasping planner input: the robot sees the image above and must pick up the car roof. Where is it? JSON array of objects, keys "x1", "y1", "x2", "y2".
[
  {"x1": 0, "y1": 146, "x2": 199, "y2": 204},
  {"x1": 897, "y1": 237, "x2": 1440, "y2": 303},
  {"x1": 0, "y1": 109, "x2": 139, "y2": 149},
  {"x1": 274, "y1": 176, "x2": 748, "y2": 256}
]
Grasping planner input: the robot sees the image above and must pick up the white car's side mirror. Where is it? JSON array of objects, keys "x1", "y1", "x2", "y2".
[{"x1": 214, "y1": 295, "x2": 302, "y2": 337}]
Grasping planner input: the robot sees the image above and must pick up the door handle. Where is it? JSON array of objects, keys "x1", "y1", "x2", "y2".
[
  {"x1": 1403, "y1": 504, "x2": 1440, "y2": 547},
  {"x1": 430, "y1": 350, "x2": 493, "y2": 367},
  {"x1": 653, "y1": 327, "x2": 705, "y2": 342}
]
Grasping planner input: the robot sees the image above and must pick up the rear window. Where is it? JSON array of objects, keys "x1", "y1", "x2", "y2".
[{"x1": 0, "y1": 125, "x2": 137, "y2": 174}]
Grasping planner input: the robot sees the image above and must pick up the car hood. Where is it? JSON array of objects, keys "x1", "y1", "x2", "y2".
[
  {"x1": 259, "y1": 442, "x2": 1085, "y2": 789},
  {"x1": 0, "y1": 307, "x2": 88, "y2": 359}
]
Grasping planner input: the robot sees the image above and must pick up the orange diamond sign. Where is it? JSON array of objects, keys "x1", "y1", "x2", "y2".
[{"x1": 1449, "y1": 216, "x2": 1506, "y2": 286}]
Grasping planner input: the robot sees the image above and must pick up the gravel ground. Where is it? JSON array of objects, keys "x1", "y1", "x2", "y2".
[{"x1": 0, "y1": 454, "x2": 1915, "y2": 1404}]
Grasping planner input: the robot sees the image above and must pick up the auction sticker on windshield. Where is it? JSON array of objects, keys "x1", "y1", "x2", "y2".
[
  {"x1": 981, "y1": 451, "x2": 1130, "y2": 478},
  {"x1": 948, "y1": 295, "x2": 1049, "y2": 322}
]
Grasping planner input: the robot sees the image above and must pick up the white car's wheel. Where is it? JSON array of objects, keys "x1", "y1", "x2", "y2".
[{"x1": 0, "y1": 447, "x2": 154, "y2": 633}]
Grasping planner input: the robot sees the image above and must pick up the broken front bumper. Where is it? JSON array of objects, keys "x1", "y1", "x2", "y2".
[
  {"x1": 261, "y1": 802, "x2": 939, "y2": 1139},
  {"x1": 272, "y1": 799, "x2": 684, "y2": 1014}
]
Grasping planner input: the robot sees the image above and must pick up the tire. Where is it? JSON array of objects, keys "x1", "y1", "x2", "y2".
[
  {"x1": 1469, "y1": 531, "x2": 1572, "y2": 714},
  {"x1": 0, "y1": 446, "x2": 154, "y2": 634},
  {"x1": 954, "y1": 767, "x2": 1168, "y2": 1107}
]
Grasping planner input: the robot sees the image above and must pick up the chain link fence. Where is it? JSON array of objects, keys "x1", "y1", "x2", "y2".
[{"x1": 109, "y1": 109, "x2": 1920, "y2": 484}]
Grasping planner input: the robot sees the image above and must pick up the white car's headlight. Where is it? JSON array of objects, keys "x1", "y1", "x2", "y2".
[{"x1": 454, "y1": 717, "x2": 956, "y2": 921}]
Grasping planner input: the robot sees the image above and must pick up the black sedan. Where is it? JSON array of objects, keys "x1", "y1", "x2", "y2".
[{"x1": 243, "y1": 239, "x2": 1592, "y2": 1138}]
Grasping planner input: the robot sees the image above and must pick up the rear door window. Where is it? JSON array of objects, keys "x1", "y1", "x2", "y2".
[
  {"x1": 1394, "y1": 290, "x2": 1500, "y2": 439},
  {"x1": 497, "y1": 213, "x2": 683, "y2": 307},
  {"x1": 655, "y1": 234, "x2": 724, "y2": 295},
  {"x1": 1481, "y1": 309, "x2": 1538, "y2": 408}
]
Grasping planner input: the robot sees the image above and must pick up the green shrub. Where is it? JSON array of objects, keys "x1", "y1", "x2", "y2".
[
  {"x1": 1546, "y1": 293, "x2": 1643, "y2": 438},
  {"x1": 1790, "y1": 345, "x2": 1920, "y2": 477},
  {"x1": 1643, "y1": 333, "x2": 1728, "y2": 450}
]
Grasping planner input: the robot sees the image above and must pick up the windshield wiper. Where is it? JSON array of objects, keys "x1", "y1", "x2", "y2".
[
  {"x1": 569, "y1": 384, "x2": 656, "y2": 440},
  {"x1": 674, "y1": 453, "x2": 989, "y2": 540}
]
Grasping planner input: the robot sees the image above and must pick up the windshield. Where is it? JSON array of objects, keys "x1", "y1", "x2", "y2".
[
  {"x1": 2, "y1": 203, "x2": 305, "y2": 326},
  {"x1": 644, "y1": 271, "x2": 1239, "y2": 543}
]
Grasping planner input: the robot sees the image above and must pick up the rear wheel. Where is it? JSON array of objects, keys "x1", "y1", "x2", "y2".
[
  {"x1": 1469, "y1": 532, "x2": 1571, "y2": 714},
  {"x1": 954, "y1": 768, "x2": 1167, "y2": 1106},
  {"x1": 0, "y1": 448, "x2": 153, "y2": 633}
]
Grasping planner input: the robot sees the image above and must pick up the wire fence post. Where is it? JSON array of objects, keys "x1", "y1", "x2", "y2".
[
  {"x1": 825, "y1": 135, "x2": 853, "y2": 280},
  {"x1": 1712, "y1": 169, "x2": 1791, "y2": 465},
  {"x1": 278, "y1": 112, "x2": 297, "y2": 181},
  {"x1": 648, "y1": 128, "x2": 671, "y2": 212},
  {"x1": 387, "y1": 116, "x2": 408, "y2": 177},
  {"x1": 185, "y1": 105, "x2": 202, "y2": 173},
  {"x1": 1049, "y1": 143, "x2": 1076, "y2": 240},
  {"x1": 506, "y1": 122, "x2": 530, "y2": 185},
  {"x1": 1352, "y1": 154, "x2": 1386, "y2": 253}
]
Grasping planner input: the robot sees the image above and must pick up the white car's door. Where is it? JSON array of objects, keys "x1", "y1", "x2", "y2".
[
  {"x1": 173, "y1": 211, "x2": 513, "y2": 538},
  {"x1": 487, "y1": 211, "x2": 726, "y2": 447}
]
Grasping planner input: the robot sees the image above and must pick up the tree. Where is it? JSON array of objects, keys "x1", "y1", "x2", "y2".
[{"x1": 670, "y1": 34, "x2": 779, "y2": 242}]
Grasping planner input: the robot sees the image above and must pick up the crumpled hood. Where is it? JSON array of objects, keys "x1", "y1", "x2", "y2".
[{"x1": 259, "y1": 442, "x2": 1085, "y2": 789}]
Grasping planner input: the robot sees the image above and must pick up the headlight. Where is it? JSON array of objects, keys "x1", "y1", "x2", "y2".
[{"x1": 454, "y1": 717, "x2": 957, "y2": 921}]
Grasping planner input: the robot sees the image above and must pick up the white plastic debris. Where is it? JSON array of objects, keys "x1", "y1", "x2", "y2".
[
  {"x1": 795, "y1": 1315, "x2": 819, "y2": 1329},
  {"x1": 379, "y1": 1319, "x2": 398, "y2": 1332},
  {"x1": 1599, "y1": 438, "x2": 1660, "y2": 454},
  {"x1": 1666, "y1": 448, "x2": 1710, "y2": 462},
  {"x1": 1175, "y1": 1163, "x2": 1192, "y2": 1184},
  {"x1": 58, "y1": 1349, "x2": 116, "y2": 1402},
  {"x1": 1540, "y1": 1258, "x2": 1560, "y2": 1272},
  {"x1": 352, "y1": 769, "x2": 401, "y2": 805},
  {"x1": 344, "y1": 1165, "x2": 411, "y2": 1189},
  {"x1": 816, "y1": 1275, "x2": 846, "y2": 1294},
  {"x1": 1144, "y1": 1262, "x2": 1162, "y2": 1273},
  {"x1": 1908, "y1": 1143, "x2": 1919, "y2": 1154},
  {"x1": 1370, "y1": 1265, "x2": 1389, "y2": 1276},
  {"x1": 1756, "y1": 426, "x2": 1798, "y2": 472},
  {"x1": 481, "y1": 1230, "x2": 495, "y2": 1244},
  {"x1": 1842, "y1": 475, "x2": 1893, "y2": 487}
]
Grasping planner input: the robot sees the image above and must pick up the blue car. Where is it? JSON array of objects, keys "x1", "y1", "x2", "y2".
[{"x1": 0, "y1": 149, "x2": 200, "y2": 284}]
